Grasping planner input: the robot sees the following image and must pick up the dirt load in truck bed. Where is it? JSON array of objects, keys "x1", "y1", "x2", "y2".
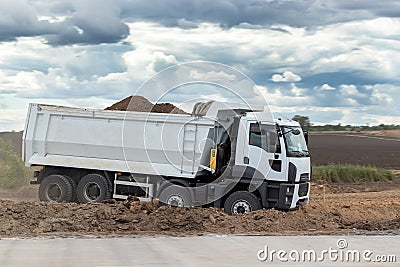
[
  {"x1": 105, "y1": 95, "x2": 187, "y2": 114},
  {"x1": 1, "y1": 188, "x2": 400, "y2": 238}
]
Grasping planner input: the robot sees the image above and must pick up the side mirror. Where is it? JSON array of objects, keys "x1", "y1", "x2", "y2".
[
  {"x1": 291, "y1": 129, "x2": 301, "y2": 135},
  {"x1": 304, "y1": 131, "x2": 309, "y2": 145}
]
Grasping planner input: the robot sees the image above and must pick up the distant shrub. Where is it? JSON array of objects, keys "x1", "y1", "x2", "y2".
[
  {"x1": 0, "y1": 138, "x2": 30, "y2": 188},
  {"x1": 312, "y1": 164, "x2": 393, "y2": 183}
]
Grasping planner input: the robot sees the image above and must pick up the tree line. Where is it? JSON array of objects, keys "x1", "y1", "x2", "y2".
[{"x1": 291, "y1": 115, "x2": 400, "y2": 132}]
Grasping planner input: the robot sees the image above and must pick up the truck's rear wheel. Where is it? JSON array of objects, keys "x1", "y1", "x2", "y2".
[
  {"x1": 39, "y1": 175, "x2": 73, "y2": 202},
  {"x1": 64, "y1": 175, "x2": 78, "y2": 203},
  {"x1": 159, "y1": 185, "x2": 191, "y2": 207},
  {"x1": 224, "y1": 191, "x2": 261, "y2": 215},
  {"x1": 77, "y1": 174, "x2": 111, "y2": 203}
]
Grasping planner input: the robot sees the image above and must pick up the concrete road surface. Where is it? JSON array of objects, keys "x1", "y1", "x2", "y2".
[{"x1": 0, "y1": 235, "x2": 399, "y2": 266}]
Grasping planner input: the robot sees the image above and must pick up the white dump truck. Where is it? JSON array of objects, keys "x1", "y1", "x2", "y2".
[{"x1": 23, "y1": 101, "x2": 310, "y2": 214}]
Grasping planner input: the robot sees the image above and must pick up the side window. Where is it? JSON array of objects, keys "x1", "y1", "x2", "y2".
[
  {"x1": 249, "y1": 124, "x2": 262, "y2": 148},
  {"x1": 249, "y1": 123, "x2": 278, "y2": 153}
]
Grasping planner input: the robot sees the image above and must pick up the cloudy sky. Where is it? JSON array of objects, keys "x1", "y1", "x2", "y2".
[{"x1": 0, "y1": 0, "x2": 400, "y2": 131}]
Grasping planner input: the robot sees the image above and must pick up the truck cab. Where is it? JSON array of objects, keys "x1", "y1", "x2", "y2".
[
  {"x1": 204, "y1": 109, "x2": 310, "y2": 213},
  {"x1": 243, "y1": 117, "x2": 310, "y2": 208}
]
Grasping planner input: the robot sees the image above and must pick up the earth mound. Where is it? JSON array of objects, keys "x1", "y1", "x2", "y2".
[
  {"x1": 1, "y1": 189, "x2": 400, "y2": 238},
  {"x1": 105, "y1": 95, "x2": 187, "y2": 114}
]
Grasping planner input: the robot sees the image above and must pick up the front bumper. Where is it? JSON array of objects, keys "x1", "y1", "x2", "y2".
[{"x1": 266, "y1": 181, "x2": 310, "y2": 210}]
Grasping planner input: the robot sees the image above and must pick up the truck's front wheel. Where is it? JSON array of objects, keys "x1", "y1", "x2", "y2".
[
  {"x1": 39, "y1": 175, "x2": 73, "y2": 202},
  {"x1": 224, "y1": 191, "x2": 261, "y2": 215},
  {"x1": 76, "y1": 174, "x2": 111, "y2": 203}
]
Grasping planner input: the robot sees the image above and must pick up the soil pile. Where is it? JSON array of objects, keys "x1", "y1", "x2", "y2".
[
  {"x1": 105, "y1": 95, "x2": 187, "y2": 114},
  {"x1": 1, "y1": 189, "x2": 400, "y2": 238}
]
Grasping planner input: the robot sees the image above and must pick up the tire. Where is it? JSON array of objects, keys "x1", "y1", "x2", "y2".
[
  {"x1": 64, "y1": 175, "x2": 78, "y2": 203},
  {"x1": 224, "y1": 191, "x2": 261, "y2": 215},
  {"x1": 77, "y1": 174, "x2": 111, "y2": 204},
  {"x1": 39, "y1": 175, "x2": 73, "y2": 202},
  {"x1": 158, "y1": 185, "x2": 192, "y2": 207}
]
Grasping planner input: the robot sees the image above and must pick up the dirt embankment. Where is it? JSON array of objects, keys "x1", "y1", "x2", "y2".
[
  {"x1": 105, "y1": 95, "x2": 187, "y2": 114},
  {"x1": 1, "y1": 189, "x2": 400, "y2": 238},
  {"x1": 364, "y1": 130, "x2": 400, "y2": 139}
]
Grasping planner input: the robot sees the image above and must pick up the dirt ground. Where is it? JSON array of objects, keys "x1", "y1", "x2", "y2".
[
  {"x1": 309, "y1": 134, "x2": 400, "y2": 168},
  {"x1": 364, "y1": 130, "x2": 400, "y2": 139},
  {"x1": 1, "y1": 176, "x2": 400, "y2": 238},
  {"x1": 0, "y1": 185, "x2": 38, "y2": 201}
]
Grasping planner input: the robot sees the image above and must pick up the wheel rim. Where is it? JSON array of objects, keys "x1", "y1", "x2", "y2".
[
  {"x1": 83, "y1": 182, "x2": 101, "y2": 201},
  {"x1": 45, "y1": 183, "x2": 62, "y2": 201},
  {"x1": 232, "y1": 200, "x2": 251, "y2": 214},
  {"x1": 167, "y1": 195, "x2": 185, "y2": 207}
]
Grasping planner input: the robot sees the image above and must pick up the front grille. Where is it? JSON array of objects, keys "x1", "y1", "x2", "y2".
[
  {"x1": 300, "y1": 173, "x2": 310, "y2": 182},
  {"x1": 298, "y1": 183, "x2": 309, "y2": 197}
]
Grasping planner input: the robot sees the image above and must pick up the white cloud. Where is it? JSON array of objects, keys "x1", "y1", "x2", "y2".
[
  {"x1": 257, "y1": 85, "x2": 313, "y2": 107},
  {"x1": 315, "y1": 83, "x2": 336, "y2": 91},
  {"x1": 146, "y1": 51, "x2": 178, "y2": 73},
  {"x1": 340, "y1": 84, "x2": 358, "y2": 95},
  {"x1": 189, "y1": 70, "x2": 236, "y2": 81},
  {"x1": 366, "y1": 84, "x2": 396, "y2": 106},
  {"x1": 271, "y1": 71, "x2": 302, "y2": 82},
  {"x1": 329, "y1": 108, "x2": 400, "y2": 126},
  {"x1": 0, "y1": 15, "x2": 400, "y2": 130},
  {"x1": 290, "y1": 83, "x2": 308, "y2": 96}
]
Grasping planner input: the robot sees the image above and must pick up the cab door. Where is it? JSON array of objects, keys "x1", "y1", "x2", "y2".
[{"x1": 245, "y1": 121, "x2": 287, "y2": 182}]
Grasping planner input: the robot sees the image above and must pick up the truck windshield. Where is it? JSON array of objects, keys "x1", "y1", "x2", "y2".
[{"x1": 281, "y1": 126, "x2": 309, "y2": 157}]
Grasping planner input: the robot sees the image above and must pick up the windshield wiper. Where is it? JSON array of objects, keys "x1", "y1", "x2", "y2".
[
  {"x1": 290, "y1": 150, "x2": 310, "y2": 157},
  {"x1": 282, "y1": 128, "x2": 301, "y2": 135},
  {"x1": 290, "y1": 150, "x2": 305, "y2": 157}
]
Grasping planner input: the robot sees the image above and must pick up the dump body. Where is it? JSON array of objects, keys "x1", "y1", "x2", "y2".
[{"x1": 23, "y1": 104, "x2": 214, "y2": 178}]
